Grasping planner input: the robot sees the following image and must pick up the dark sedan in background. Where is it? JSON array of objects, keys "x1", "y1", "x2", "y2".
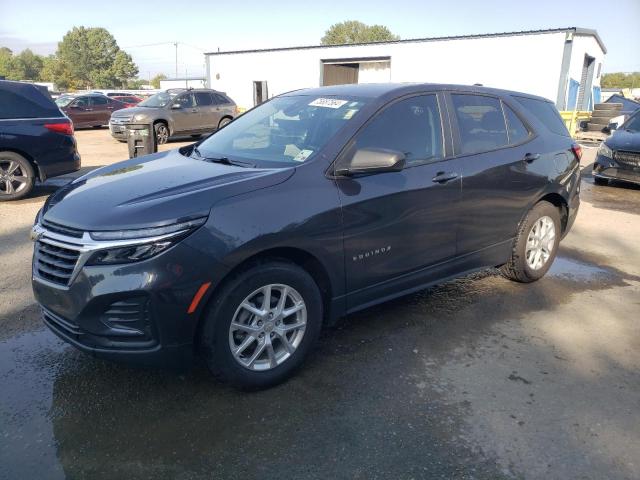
[
  {"x1": 0, "y1": 80, "x2": 80, "y2": 201},
  {"x1": 593, "y1": 110, "x2": 640, "y2": 186},
  {"x1": 56, "y1": 93, "x2": 126, "y2": 128}
]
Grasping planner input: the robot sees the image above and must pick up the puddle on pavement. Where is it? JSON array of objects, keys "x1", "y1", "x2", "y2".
[
  {"x1": 548, "y1": 256, "x2": 618, "y2": 283},
  {"x1": 580, "y1": 172, "x2": 640, "y2": 215}
]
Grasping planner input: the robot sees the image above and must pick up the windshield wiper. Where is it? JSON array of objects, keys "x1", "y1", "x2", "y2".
[{"x1": 192, "y1": 147, "x2": 255, "y2": 168}]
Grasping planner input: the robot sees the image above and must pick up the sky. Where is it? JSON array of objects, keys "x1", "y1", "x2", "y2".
[{"x1": 0, "y1": 0, "x2": 638, "y2": 79}]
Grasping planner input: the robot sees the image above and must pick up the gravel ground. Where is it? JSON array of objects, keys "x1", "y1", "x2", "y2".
[{"x1": 0, "y1": 131, "x2": 639, "y2": 480}]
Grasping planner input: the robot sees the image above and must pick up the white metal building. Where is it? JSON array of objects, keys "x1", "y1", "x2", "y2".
[
  {"x1": 205, "y1": 27, "x2": 606, "y2": 111},
  {"x1": 160, "y1": 77, "x2": 207, "y2": 90}
]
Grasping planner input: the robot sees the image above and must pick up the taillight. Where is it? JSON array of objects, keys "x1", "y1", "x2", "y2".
[
  {"x1": 571, "y1": 143, "x2": 582, "y2": 161},
  {"x1": 45, "y1": 121, "x2": 74, "y2": 136}
]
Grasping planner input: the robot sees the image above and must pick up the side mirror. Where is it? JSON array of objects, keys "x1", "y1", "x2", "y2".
[
  {"x1": 171, "y1": 103, "x2": 181, "y2": 109},
  {"x1": 336, "y1": 148, "x2": 406, "y2": 177}
]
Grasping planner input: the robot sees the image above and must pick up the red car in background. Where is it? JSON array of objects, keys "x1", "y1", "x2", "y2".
[
  {"x1": 55, "y1": 94, "x2": 126, "y2": 128},
  {"x1": 112, "y1": 95, "x2": 143, "y2": 108}
]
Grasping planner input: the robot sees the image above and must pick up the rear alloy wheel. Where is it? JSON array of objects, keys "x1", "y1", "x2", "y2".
[
  {"x1": 218, "y1": 117, "x2": 231, "y2": 129},
  {"x1": 201, "y1": 261, "x2": 322, "y2": 389},
  {"x1": 154, "y1": 122, "x2": 169, "y2": 144},
  {"x1": 0, "y1": 152, "x2": 34, "y2": 201},
  {"x1": 500, "y1": 200, "x2": 561, "y2": 282}
]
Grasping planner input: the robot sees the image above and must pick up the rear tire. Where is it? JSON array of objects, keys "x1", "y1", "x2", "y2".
[
  {"x1": 500, "y1": 201, "x2": 561, "y2": 283},
  {"x1": 200, "y1": 260, "x2": 322, "y2": 389},
  {"x1": 218, "y1": 117, "x2": 231, "y2": 129},
  {"x1": 0, "y1": 151, "x2": 35, "y2": 201}
]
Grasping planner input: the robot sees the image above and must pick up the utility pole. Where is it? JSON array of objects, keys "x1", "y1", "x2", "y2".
[{"x1": 174, "y1": 42, "x2": 178, "y2": 79}]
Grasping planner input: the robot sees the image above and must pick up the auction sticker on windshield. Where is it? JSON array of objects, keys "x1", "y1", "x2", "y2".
[{"x1": 309, "y1": 98, "x2": 349, "y2": 109}]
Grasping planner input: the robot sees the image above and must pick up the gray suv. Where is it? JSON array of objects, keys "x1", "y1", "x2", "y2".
[{"x1": 109, "y1": 88, "x2": 237, "y2": 144}]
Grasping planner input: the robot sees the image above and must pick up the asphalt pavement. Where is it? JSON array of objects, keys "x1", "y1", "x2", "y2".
[{"x1": 1, "y1": 132, "x2": 639, "y2": 480}]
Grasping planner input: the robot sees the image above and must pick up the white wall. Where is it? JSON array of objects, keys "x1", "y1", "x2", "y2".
[
  {"x1": 160, "y1": 78, "x2": 206, "y2": 90},
  {"x1": 207, "y1": 32, "x2": 570, "y2": 109},
  {"x1": 567, "y1": 35, "x2": 605, "y2": 90}
]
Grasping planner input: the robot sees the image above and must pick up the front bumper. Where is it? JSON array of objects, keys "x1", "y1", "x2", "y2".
[
  {"x1": 593, "y1": 153, "x2": 640, "y2": 185},
  {"x1": 32, "y1": 227, "x2": 226, "y2": 367}
]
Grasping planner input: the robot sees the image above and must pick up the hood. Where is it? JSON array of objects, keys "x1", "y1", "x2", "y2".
[
  {"x1": 110, "y1": 106, "x2": 159, "y2": 118},
  {"x1": 43, "y1": 149, "x2": 294, "y2": 231},
  {"x1": 607, "y1": 129, "x2": 640, "y2": 152}
]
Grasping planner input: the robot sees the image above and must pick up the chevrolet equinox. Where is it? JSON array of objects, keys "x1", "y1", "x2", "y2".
[{"x1": 32, "y1": 84, "x2": 581, "y2": 388}]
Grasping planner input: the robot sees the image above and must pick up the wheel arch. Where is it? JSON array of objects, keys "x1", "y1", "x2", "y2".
[
  {"x1": 152, "y1": 118, "x2": 171, "y2": 135},
  {"x1": 537, "y1": 192, "x2": 569, "y2": 233},
  {"x1": 0, "y1": 148, "x2": 42, "y2": 181},
  {"x1": 194, "y1": 246, "x2": 335, "y2": 344}
]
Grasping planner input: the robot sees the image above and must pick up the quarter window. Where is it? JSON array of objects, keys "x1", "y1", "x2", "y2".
[
  {"x1": 451, "y1": 94, "x2": 508, "y2": 155},
  {"x1": 514, "y1": 96, "x2": 569, "y2": 137},
  {"x1": 503, "y1": 104, "x2": 530, "y2": 144},
  {"x1": 351, "y1": 95, "x2": 444, "y2": 167},
  {"x1": 213, "y1": 93, "x2": 228, "y2": 105}
]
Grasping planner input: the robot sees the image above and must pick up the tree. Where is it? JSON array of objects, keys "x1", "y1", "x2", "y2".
[
  {"x1": 56, "y1": 26, "x2": 138, "y2": 88},
  {"x1": 111, "y1": 50, "x2": 138, "y2": 88},
  {"x1": 321, "y1": 20, "x2": 399, "y2": 45},
  {"x1": 0, "y1": 47, "x2": 13, "y2": 79},
  {"x1": 150, "y1": 73, "x2": 167, "y2": 89},
  {"x1": 13, "y1": 49, "x2": 43, "y2": 80},
  {"x1": 601, "y1": 72, "x2": 640, "y2": 89}
]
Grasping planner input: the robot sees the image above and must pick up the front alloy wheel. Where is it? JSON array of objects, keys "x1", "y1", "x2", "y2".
[
  {"x1": 200, "y1": 261, "x2": 322, "y2": 389},
  {"x1": 229, "y1": 284, "x2": 307, "y2": 371},
  {"x1": 154, "y1": 123, "x2": 169, "y2": 144}
]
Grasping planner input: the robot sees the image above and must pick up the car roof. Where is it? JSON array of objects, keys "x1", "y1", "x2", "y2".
[{"x1": 281, "y1": 83, "x2": 552, "y2": 103}]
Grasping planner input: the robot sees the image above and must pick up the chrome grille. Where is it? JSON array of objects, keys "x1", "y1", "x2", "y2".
[
  {"x1": 110, "y1": 116, "x2": 132, "y2": 125},
  {"x1": 41, "y1": 219, "x2": 84, "y2": 238},
  {"x1": 34, "y1": 239, "x2": 81, "y2": 286},
  {"x1": 614, "y1": 150, "x2": 640, "y2": 169}
]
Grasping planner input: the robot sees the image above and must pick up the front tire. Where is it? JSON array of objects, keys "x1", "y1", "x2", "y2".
[
  {"x1": 154, "y1": 122, "x2": 169, "y2": 145},
  {"x1": 200, "y1": 261, "x2": 323, "y2": 389},
  {"x1": 500, "y1": 201, "x2": 561, "y2": 283},
  {"x1": 0, "y1": 152, "x2": 35, "y2": 201}
]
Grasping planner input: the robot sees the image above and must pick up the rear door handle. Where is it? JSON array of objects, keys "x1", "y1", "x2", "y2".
[
  {"x1": 523, "y1": 153, "x2": 540, "y2": 163},
  {"x1": 432, "y1": 171, "x2": 459, "y2": 183}
]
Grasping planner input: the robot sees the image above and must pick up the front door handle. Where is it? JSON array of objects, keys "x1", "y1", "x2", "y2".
[
  {"x1": 523, "y1": 153, "x2": 541, "y2": 163},
  {"x1": 432, "y1": 171, "x2": 459, "y2": 183}
]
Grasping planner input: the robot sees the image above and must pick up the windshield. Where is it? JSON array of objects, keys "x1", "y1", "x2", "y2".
[
  {"x1": 195, "y1": 95, "x2": 368, "y2": 166},
  {"x1": 138, "y1": 91, "x2": 178, "y2": 108},
  {"x1": 55, "y1": 96, "x2": 75, "y2": 107},
  {"x1": 622, "y1": 112, "x2": 640, "y2": 132}
]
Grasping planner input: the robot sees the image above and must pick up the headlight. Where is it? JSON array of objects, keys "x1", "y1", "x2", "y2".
[
  {"x1": 86, "y1": 217, "x2": 207, "y2": 266},
  {"x1": 133, "y1": 114, "x2": 147, "y2": 122},
  {"x1": 86, "y1": 241, "x2": 174, "y2": 265},
  {"x1": 598, "y1": 143, "x2": 613, "y2": 159}
]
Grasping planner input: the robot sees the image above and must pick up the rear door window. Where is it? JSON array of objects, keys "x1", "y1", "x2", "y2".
[
  {"x1": 514, "y1": 96, "x2": 569, "y2": 136},
  {"x1": 92, "y1": 96, "x2": 109, "y2": 106},
  {"x1": 351, "y1": 94, "x2": 444, "y2": 167},
  {"x1": 451, "y1": 94, "x2": 508, "y2": 155},
  {"x1": 194, "y1": 92, "x2": 213, "y2": 106},
  {"x1": 503, "y1": 104, "x2": 531, "y2": 144}
]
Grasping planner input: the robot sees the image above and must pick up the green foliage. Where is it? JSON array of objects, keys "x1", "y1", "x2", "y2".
[
  {"x1": 56, "y1": 26, "x2": 138, "y2": 88},
  {"x1": 150, "y1": 73, "x2": 167, "y2": 89},
  {"x1": 0, "y1": 26, "x2": 139, "y2": 89},
  {"x1": 321, "y1": 20, "x2": 399, "y2": 45},
  {"x1": 601, "y1": 72, "x2": 640, "y2": 89}
]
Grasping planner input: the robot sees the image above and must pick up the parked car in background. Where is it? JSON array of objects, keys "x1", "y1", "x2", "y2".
[
  {"x1": 33, "y1": 84, "x2": 580, "y2": 387},
  {"x1": 112, "y1": 95, "x2": 143, "y2": 108},
  {"x1": 0, "y1": 80, "x2": 80, "y2": 201},
  {"x1": 56, "y1": 94, "x2": 126, "y2": 128},
  {"x1": 109, "y1": 88, "x2": 237, "y2": 144},
  {"x1": 593, "y1": 109, "x2": 640, "y2": 186}
]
